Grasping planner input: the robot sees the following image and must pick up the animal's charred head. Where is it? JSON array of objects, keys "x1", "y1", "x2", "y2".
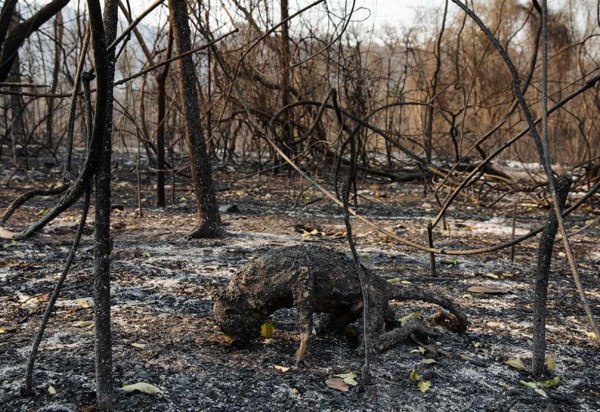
[{"x1": 213, "y1": 291, "x2": 264, "y2": 343}]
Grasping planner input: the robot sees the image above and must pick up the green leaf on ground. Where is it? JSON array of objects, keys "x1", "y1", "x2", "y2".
[
  {"x1": 409, "y1": 369, "x2": 421, "y2": 381},
  {"x1": 545, "y1": 354, "x2": 556, "y2": 373},
  {"x1": 542, "y1": 376, "x2": 560, "y2": 388},
  {"x1": 519, "y1": 380, "x2": 537, "y2": 389},
  {"x1": 261, "y1": 320, "x2": 274, "y2": 339},
  {"x1": 399, "y1": 312, "x2": 421, "y2": 327},
  {"x1": 418, "y1": 380, "x2": 431, "y2": 393}
]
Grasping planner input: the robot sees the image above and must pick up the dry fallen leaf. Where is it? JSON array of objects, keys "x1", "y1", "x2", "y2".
[
  {"x1": 121, "y1": 382, "x2": 163, "y2": 394},
  {"x1": 467, "y1": 286, "x2": 510, "y2": 295},
  {"x1": 421, "y1": 358, "x2": 437, "y2": 365},
  {"x1": 334, "y1": 372, "x2": 358, "y2": 386},
  {"x1": 325, "y1": 377, "x2": 349, "y2": 392},
  {"x1": 73, "y1": 320, "x2": 94, "y2": 328},
  {"x1": 273, "y1": 365, "x2": 290, "y2": 373},
  {"x1": 545, "y1": 354, "x2": 556, "y2": 373},
  {"x1": 505, "y1": 357, "x2": 527, "y2": 371}
]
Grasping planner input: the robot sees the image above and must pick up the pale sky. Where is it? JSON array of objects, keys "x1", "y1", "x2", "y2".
[
  {"x1": 126, "y1": 0, "x2": 440, "y2": 31},
  {"x1": 367, "y1": 0, "x2": 437, "y2": 28}
]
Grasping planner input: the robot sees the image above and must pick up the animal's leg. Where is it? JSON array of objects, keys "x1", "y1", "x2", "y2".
[
  {"x1": 383, "y1": 306, "x2": 398, "y2": 330},
  {"x1": 292, "y1": 266, "x2": 315, "y2": 367},
  {"x1": 294, "y1": 302, "x2": 313, "y2": 367},
  {"x1": 318, "y1": 301, "x2": 363, "y2": 333}
]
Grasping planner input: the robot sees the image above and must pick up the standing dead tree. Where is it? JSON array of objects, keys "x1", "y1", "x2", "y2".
[
  {"x1": 168, "y1": 0, "x2": 222, "y2": 238},
  {"x1": 87, "y1": 0, "x2": 119, "y2": 407}
]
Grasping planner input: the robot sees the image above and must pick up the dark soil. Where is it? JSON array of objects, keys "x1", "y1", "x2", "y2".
[{"x1": 1, "y1": 157, "x2": 599, "y2": 411}]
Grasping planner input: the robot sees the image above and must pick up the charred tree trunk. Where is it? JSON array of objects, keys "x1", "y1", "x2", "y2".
[
  {"x1": 531, "y1": 172, "x2": 572, "y2": 378},
  {"x1": 279, "y1": 0, "x2": 293, "y2": 174},
  {"x1": 0, "y1": 0, "x2": 18, "y2": 52},
  {"x1": 87, "y1": 0, "x2": 118, "y2": 408},
  {"x1": 156, "y1": 30, "x2": 173, "y2": 208},
  {"x1": 168, "y1": 0, "x2": 222, "y2": 237},
  {"x1": 45, "y1": 10, "x2": 64, "y2": 148},
  {"x1": 8, "y1": 46, "x2": 26, "y2": 166}
]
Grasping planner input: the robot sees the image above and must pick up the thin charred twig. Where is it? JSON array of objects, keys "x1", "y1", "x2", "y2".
[
  {"x1": 65, "y1": 30, "x2": 90, "y2": 177},
  {"x1": 0, "y1": 82, "x2": 49, "y2": 88},
  {"x1": 510, "y1": 202, "x2": 517, "y2": 263},
  {"x1": 107, "y1": 0, "x2": 165, "y2": 52},
  {"x1": 451, "y1": 0, "x2": 599, "y2": 343},
  {"x1": 427, "y1": 223, "x2": 436, "y2": 276},
  {"x1": 431, "y1": 72, "x2": 600, "y2": 229},
  {"x1": 264, "y1": 127, "x2": 600, "y2": 256},
  {"x1": 432, "y1": 2, "x2": 543, "y2": 218},
  {"x1": 218, "y1": 0, "x2": 326, "y2": 125},
  {"x1": 290, "y1": 0, "x2": 356, "y2": 68},
  {"x1": 342, "y1": 183, "x2": 370, "y2": 381},
  {"x1": 1, "y1": 184, "x2": 69, "y2": 224},
  {"x1": 113, "y1": 29, "x2": 238, "y2": 87},
  {"x1": 23, "y1": 187, "x2": 91, "y2": 394},
  {"x1": 0, "y1": 30, "x2": 238, "y2": 99}
]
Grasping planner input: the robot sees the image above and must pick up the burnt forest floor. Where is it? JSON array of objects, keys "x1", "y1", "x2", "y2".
[{"x1": 1, "y1": 154, "x2": 600, "y2": 412}]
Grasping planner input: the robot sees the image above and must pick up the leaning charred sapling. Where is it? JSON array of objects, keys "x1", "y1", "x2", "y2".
[{"x1": 214, "y1": 246, "x2": 467, "y2": 366}]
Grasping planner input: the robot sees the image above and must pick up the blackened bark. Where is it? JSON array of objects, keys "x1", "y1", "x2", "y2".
[
  {"x1": 156, "y1": 30, "x2": 173, "y2": 208},
  {"x1": 531, "y1": 173, "x2": 572, "y2": 377},
  {"x1": 0, "y1": 0, "x2": 70, "y2": 82},
  {"x1": 0, "y1": 0, "x2": 18, "y2": 53},
  {"x1": 168, "y1": 0, "x2": 222, "y2": 237},
  {"x1": 87, "y1": 0, "x2": 118, "y2": 409},
  {"x1": 280, "y1": 0, "x2": 293, "y2": 173},
  {"x1": 45, "y1": 11, "x2": 64, "y2": 147}
]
